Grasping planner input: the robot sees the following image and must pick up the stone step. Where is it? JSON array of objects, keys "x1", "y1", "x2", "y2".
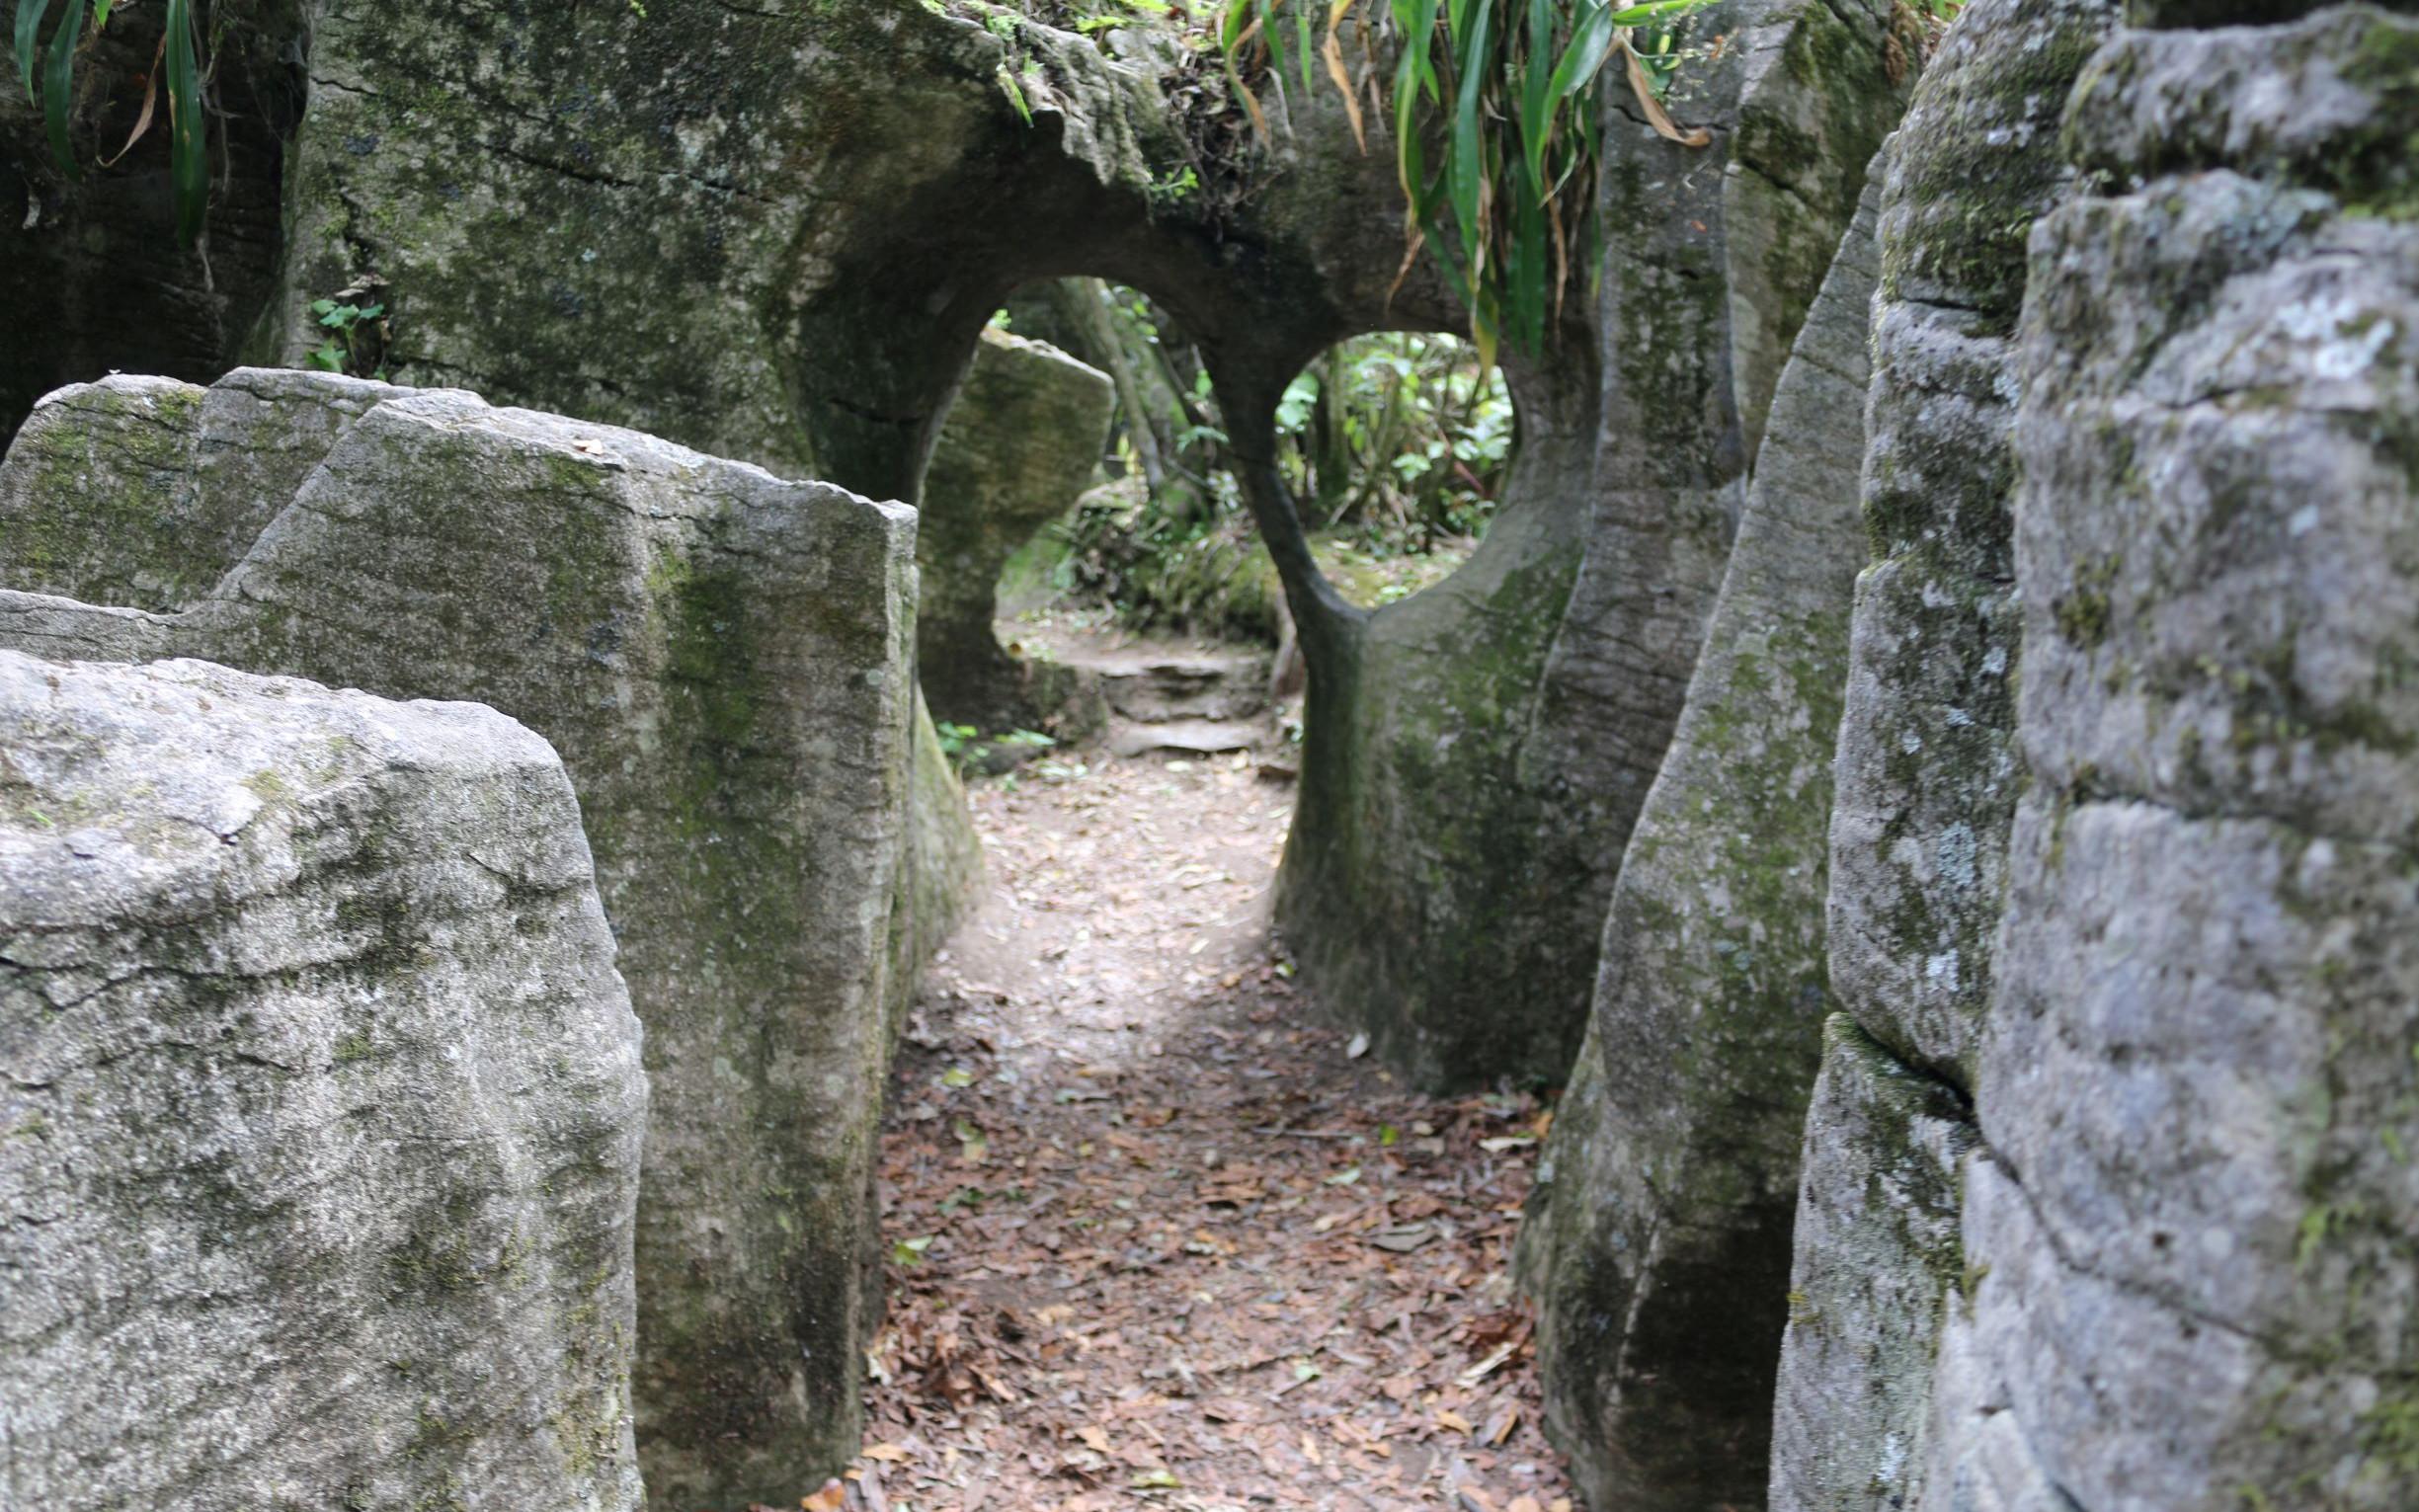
[
  {"x1": 1105, "y1": 718, "x2": 1263, "y2": 757},
  {"x1": 1091, "y1": 652, "x2": 1270, "y2": 723}
]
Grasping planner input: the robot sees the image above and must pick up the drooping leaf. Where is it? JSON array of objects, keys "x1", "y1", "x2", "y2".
[
  {"x1": 1294, "y1": 7, "x2": 1315, "y2": 103},
  {"x1": 41, "y1": 0, "x2": 82, "y2": 180},
  {"x1": 1387, "y1": 0, "x2": 1437, "y2": 200},
  {"x1": 164, "y1": 0, "x2": 204, "y2": 241},
  {"x1": 96, "y1": 28, "x2": 161, "y2": 168},
  {"x1": 1233, "y1": 0, "x2": 1717, "y2": 362},
  {"x1": 1320, "y1": 0, "x2": 1364, "y2": 153},
  {"x1": 1444, "y1": 0, "x2": 1491, "y2": 267},
  {"x1": 1515, "y1": 0, "x2": 1553, "y2": 188},
  {"x1": 1622, "y1": 32, "x2": 1711, "y2": 146},
  {"x1": 1543, "y1": 1, "x2": 1620, "y2": 126},
  {"x1": 15, "y1": 0, "x2": 51, "y2": 100}
]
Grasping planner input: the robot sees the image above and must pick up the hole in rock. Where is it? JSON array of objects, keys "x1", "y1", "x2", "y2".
[{"x1": 922, "y1": 279, "x2": 1521, "y2": 764}]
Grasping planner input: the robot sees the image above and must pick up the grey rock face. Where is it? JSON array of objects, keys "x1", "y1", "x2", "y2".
[
  {"x1": 1772, "y1": 2, "x2": 2115, "y2": 1505},
  {"x1": 1936, "y1": 9, "x2": 2419, "y2": 1507},
  {"x1": 919, "y1": 327, "x2": 1114, "y2": 730},
  {"x1": 1824, "y1": 0, "x2": 2116, "y2": 1085},
  {"x1": 0, "y1": 368, "x2": 406, "y2": 614},
  {"x1": 0, "y1": 370, "x2": 922, "y2": 1505},
  {"x1": 1776, "y1": 6, "x2": 2418, "y2": 1511},
  {"x1": 1282, "y1": 0, "x2": 1915, "y2": 1089},
  {"x1": 0, "y1": 649, "x2": 646, "y2": 1512},
  {"x1": 1517, "y1": 160, "x2": 1888, "y2": 1512},
  {"x1": 892, "y1": 697, "x2": 986, "y2": 1049},
  {"x1": 1770, "y1": 1018, "x2": 1975, "y2": 1512}
]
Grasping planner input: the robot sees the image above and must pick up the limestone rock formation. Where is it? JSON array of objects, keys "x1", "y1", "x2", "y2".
[
  {"x1": 1933, "y1": 8, "x2": 2419, "y2": 1506},
  {"x1": 894, "y1": 697, "x2": 988, "y2": 1046},
  {"x1": 0, "y1": 649, "x2": 645, "y2": 1511},
  {"x1": 919, "y1": 327, "x2": 1115, "y2": 730},
  {"x1": 1515, "y1": 161, "x2": 1886, "y2": 1512},
  {"x1": 1773, "y1": 4, "x2": 2417, "y2": 1509},
  {"x1": 1769, "y1": 1017, "x2": 1975, "y2": 1512},
  {"x1": 12, "y1": 0, "x2": 1911, "y2": 1094},
  {"x1": 1281, "y1": 0, "x2": 1917, "y2": 1086},
  {"x1": 1767, "y1": 1, "x2": 2117, "y2": 1503},
  {"x1": 0, "y1": 368, "x2": 406, "y2": 613},
  {"x1": 0, "y1": 371, "x2": 921, "y2": 1505}
]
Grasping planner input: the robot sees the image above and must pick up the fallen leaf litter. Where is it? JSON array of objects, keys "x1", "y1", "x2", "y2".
[{"x1": 808, "y1": 747, "x2": 1576, "y2": 1512}]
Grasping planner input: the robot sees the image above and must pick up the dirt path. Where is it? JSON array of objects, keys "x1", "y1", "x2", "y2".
[{"x1": 840, "y1": 747, "x2": 1578, "y2": 1512}]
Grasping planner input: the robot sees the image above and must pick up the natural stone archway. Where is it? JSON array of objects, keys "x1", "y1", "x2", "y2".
[
  {"x1": 0, "y1": 372, "x2": 919, "y2": 1509},
  {"x1": 919, "y1": 326, "x2": 1115, "y2": 731},
  {"x1": 1268, "y1": 0, "x2": 1918, "y2": 1087},
  {"x1": 4, "y1": 0, "x2": 1920, "y2": 1486},
  {"x1": 4, "y1": 0, "x2": 1915, "y2": 1090},
  {"x1": 0, "y1": 649, "x2": 647, "y2": 1512}
]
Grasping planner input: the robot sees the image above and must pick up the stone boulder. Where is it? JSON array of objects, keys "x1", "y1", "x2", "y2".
[
  {"x1": 0, "y1": 649, "x2": 645, "y2": 1511},
  {"x1": 919, "y1": 326, "x2": 1114, "y2": 731},
  {"x1": 1516, "y1": 159, "x2": 1887, "y2": 1512},
  {"x1": 0, "y1": 370, "x2": 922, "y2": 1504}
]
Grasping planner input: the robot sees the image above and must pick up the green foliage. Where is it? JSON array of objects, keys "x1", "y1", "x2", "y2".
[
  {"x1": 1147, "y1": 164, "x2": 1201, "y2": 203},
  {"x1": 1271, "y1": 330, "x2": 1511, "y2": 543},
  {"x1": 162, "y1": 0, "x2": 202, "y2": 243},
  {"x1": 936, "y1": 722, "x2": 1058, "y2": 772},
  {"x1": 12, "y1": 0, "x2": 211, "y2": 244},
  {"x1": 307, "y1": 285, "x2": 393, "y2": 379},
  {"x1": 1216, "y1": 0, "x2": 1717, "y2": 361},
  {"x1": 1039, "y1": 283, "x2": 1499, "y2": 635}
]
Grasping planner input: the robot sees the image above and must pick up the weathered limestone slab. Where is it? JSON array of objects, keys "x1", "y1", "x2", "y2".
[
  {"x1": 1774, "y1": 7, "x2": 2417, "y2": 1510},
  {"x1": 1823, "y1": 0, "x2": 2115, "y2": 1085},
  {"x1": 1769, "y1": 1016, "x2": 1976, "y2": 1512},
  {"x1": 1516, "y1": 160, "x2": 1887, "y2": 1512},
  {"x1": 0, "y1": 370, "x2": 921, "y2": 1505},
  {"x1": 892, "y1": 697, "x2": 986, "y2": 1044},
  {"x1": 1926, "y1": 11, "x2": 2419, "y2": 1507},
  {"x1": 920, "y1": 327, "x2": 1113, "y2": 731},
  {"x1": 0, "y1": 368, "x2": 406, "y2": 614},
  {"x1": 0, "y1": 649, "x2": 645, "y2": 1511}
]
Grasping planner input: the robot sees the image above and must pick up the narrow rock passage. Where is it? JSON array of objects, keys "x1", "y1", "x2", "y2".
[{"x1": 857, "y1": 750, "x2": 1577, "y2": 1511}]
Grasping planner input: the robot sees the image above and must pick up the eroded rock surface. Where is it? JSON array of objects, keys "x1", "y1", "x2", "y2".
[
  {"x1": 1516, "y1": 160, "x2": 1887, "y2": 1512},
  {"x1": 13, "y1": 0, "x2": 1921, "y2": 1097},
  {"x1": 0, "y1": 649, "x2": 645, "y2": 1511},
  {"x1": 1774, "y1": 5, "x2": 2417, "y2": 1509},
  {"x1": 1768, "y1": 0, "x2": 2115, "y2": 1503},
  {"x1": 0, "y1": 370, "x2": 923, "y2": 1503},
  {"x1": 920, "y1": 327, "x2": 1114, "y2": 731},
  {"x1": 1935, "y1": 9, "x2": 2419, "y2": 1506},
  {"x1": 0, "y1": 368, "x2": 406, "y2": 614},
  {"x1": 1277, "y1": 0, "x2": 1916, "y2": 1089}
]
